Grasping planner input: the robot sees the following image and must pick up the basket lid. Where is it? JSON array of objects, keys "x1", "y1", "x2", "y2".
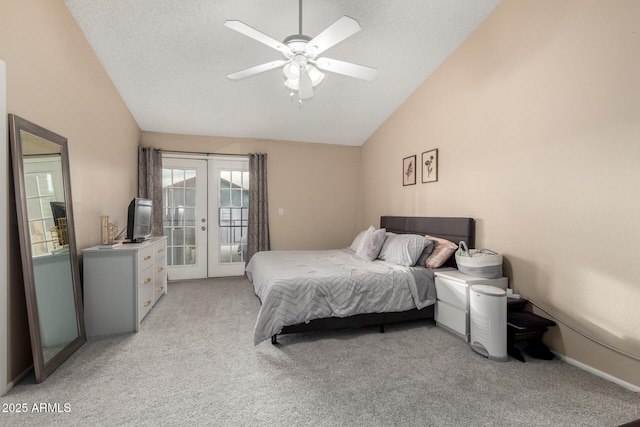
[{"x1": 470, "y1": 284, "x2": 506, "y2": 297}]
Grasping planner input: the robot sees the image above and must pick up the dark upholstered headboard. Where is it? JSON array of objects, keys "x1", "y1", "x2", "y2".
[{"x1": 380, "y1": 216, "x2": 475, "y2": 268}]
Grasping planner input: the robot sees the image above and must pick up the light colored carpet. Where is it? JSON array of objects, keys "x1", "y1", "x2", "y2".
[{"x1": 2, "y1": 277, "x2": 639, "y2": 426}]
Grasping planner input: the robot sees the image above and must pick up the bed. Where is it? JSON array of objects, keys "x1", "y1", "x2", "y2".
[{"x1": 245, "y1": 216, "x2": 475, "y2": 344}]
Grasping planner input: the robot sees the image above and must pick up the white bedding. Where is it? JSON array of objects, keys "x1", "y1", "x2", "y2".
[{"x1": 245, "y1": 248, "x2": 436, "y2": 344}]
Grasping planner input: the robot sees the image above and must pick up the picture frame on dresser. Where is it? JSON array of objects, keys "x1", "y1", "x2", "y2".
[{"x1": 403, "y1": 155, "x2": 417, "y2": 186}]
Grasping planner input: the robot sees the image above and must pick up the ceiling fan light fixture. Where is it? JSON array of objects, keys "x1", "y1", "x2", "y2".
[
  {"x1": 283, "y1": 62, "x2": 300, "y2": 79},
  {"x1": 284, "y1": 78, "x2": 299, "y2": 91},
  {"x1": 225, "y1": 0, "x2": 377, "y2": 103},
  {"x1": 307, "y1": 65, "x2": 325, "y2": 86}
]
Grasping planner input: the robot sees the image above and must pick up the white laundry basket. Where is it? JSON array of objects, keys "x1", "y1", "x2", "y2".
[
  {"x1": 469, "y1": 284, "x2": 507, "y2": 362},
  {"x1": 455, "y1": 241, "x2": 503, "y2": 279}
]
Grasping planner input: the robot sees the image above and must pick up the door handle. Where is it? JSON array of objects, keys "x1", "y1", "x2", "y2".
[{"x1": 201, "y1": 226, "x2": 207, "y2": 231}]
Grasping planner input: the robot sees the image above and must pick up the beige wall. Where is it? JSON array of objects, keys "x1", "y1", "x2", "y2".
[
  {"x1": 361, "y1": 0, "x2": 640, "y2": 387},
  {"x1": 142, "y1": 132, "x2": 361, "y2": 251},
  {"x1": 1, "y1": 0, "x2": 140, "y2": 382}
]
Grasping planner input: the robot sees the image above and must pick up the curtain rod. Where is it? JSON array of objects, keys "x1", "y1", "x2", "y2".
[{"x1": 160, "y1": 149, "x2": 250, "y2": 157}]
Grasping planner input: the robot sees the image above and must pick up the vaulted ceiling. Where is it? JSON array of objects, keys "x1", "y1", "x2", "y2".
[{"x1": 65, "y1": 0, "x2": 501, "y2": 146}]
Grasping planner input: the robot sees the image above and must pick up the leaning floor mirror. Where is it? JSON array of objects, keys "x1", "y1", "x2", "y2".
[{"x1": 9, "y1": 114, "x2": 86, "y2": 383}]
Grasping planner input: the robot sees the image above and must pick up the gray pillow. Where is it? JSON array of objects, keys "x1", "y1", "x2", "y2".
[
  {"x1": 378, "y1": 233, "x2": 428, "y2": 266},
  {"x1": 415, "y1": 239, "x2": 435, "y2": 267},
  {"x1": 355, "y1": 227, "x2": 387, "y2": 261}
]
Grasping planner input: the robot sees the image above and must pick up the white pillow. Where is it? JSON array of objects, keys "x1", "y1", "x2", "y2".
[
  {"x1": 378, "y1": 233, "x2": 427, "y2": 266},
  {"x1": 424, "y1": 235, "x2": 458, "y2": 268},
  {"x1": 355, "y1": 227, "x2": 387, "y2": 261},
  {"x1": 350, "y1": 227, "x2": 372, "y2": 252}
]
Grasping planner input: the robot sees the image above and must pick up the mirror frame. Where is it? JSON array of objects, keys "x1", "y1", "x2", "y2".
[{"x1": 8, "y1": 114, "x2": 86, "y2": 383}]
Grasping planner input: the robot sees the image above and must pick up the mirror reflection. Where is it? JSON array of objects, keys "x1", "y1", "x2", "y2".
[
  {"x1": 22, "y1": 131, "x2": 78, "y2": 363},
  {"x1": 9, "y1": 115, "x2": 85, "y2": 382}
]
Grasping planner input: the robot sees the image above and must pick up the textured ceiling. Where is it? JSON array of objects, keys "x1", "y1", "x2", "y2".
[{"x1": 64, "y1": 0, "x2": 501, "y2": 146}]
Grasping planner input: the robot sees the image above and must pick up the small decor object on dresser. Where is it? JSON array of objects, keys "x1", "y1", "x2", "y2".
[
  {"x1": 403, "y1": 155, "x2": 416, "y2": 186},
  {"x1": 421, "y1": 149, "x2": 438, "y2": 183}
]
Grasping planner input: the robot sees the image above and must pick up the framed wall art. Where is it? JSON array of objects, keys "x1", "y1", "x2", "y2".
[
  {"x1": 403, "y1": 155, "x2": 416, "y2": 186},
  {"x1": 421, "y1": 149, "x2": 438, "y2": 183}
]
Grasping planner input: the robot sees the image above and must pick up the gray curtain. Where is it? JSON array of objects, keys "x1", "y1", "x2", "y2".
[
  {"x1": 138, "y1": 147, "x2": 163, "y2": 237},
  {"x1": 246, "y1": 153, "x2": 270, "y2": 264}
]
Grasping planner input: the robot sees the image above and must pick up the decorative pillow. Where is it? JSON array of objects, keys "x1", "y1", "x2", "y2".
[
  {"x1": 414, "y1": 238, "x2": 435, "y2": 267},
  {"x1": 378, "y1": 233, "x2": 427, "y2": 266},
  {"x1": 356, "y1": 227, "x2": 387, "y2": 261},
  {"x1": 350, "y1": 227, "x2": 372, "y2": 252},
  {"x1": 423, "y1": 235, "x2": 458, "y2": 269}
]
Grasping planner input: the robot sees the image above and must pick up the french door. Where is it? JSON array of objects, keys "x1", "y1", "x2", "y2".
[
  {"x1": 208, "y1": 158, "x2": 249, "y2": 277},
  {"x1": 162, "y1": 155, "x2": 248, "y2": 280},
  {"x1": 162, "y1": 157, "x2": 207, "y2": 280}
]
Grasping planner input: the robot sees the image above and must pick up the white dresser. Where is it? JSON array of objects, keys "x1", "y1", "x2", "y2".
[
  {"x1": 83, "y1": 236, "x2": 167, "y2": 336},
  {"x1": 434, "y1": 269, "x2": 508, "y2": 341}
]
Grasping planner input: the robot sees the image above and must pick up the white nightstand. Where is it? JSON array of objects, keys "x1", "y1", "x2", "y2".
[{"x1": 434, "y1": 270, "x2": 508, "y2": 341}]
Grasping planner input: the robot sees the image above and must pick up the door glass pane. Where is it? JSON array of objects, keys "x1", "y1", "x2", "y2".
[
  {"x1": 185, "y1": 247, "x2": 196, "y2": 265},
  {"x1": 218, "y1": 169, "x2": 249, "y2": 265},
  {"x1": 163, "y1": 167, "x2": 200, "y2": 268},
  {"x1": 173, "y1": 188, "x2": 185, "y2": 206},
  {"x1": 172, "y1": 169, "x2": 185, "y2": 185},
  {"x1": 185, "y1": 227, "x2": 196, "y2": 246},
  {"x1": 220, "y1": 189, "x2": 230, "y2": 207},
  {"x1": 220, "y1": 171, "x2": 231, "y2": 188},
  {"x1": 173, "y1": 227, "x2": 185, "y2": 246},
  {"x1": 185, "y1": 189, "x2": 196, "y2": 206},
  {"x1": 184, "y1": 169, "x2": 196, "y2": 186},
  {"x1": 162, "y1": 169, "x2": 172, "y2": 187}
]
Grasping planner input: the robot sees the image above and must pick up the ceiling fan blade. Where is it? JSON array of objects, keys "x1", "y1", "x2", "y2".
[
  {"x1": 315, "y1": 57, "x2": 378, "y2": 81},
  {"x1": 224, "y1": 20, "x2": 292, "y2": 56},
  {"x1": 299, "y1": 72, "x2": 313, "y2": 100},
  {"x1": 305, "y1": 16, "x2": 361, "y2": 56},
  {"x1": 227, "y1": 60, "x2": 288, "y2": 80}
]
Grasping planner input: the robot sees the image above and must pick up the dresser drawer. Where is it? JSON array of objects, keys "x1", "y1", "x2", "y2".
[
  {"x1": 138, "y1": 245, "x2": 154, "y2": 272},
  {"x1": 138, "y1": 274, "x2": 154, "y2": 322},
  {"x1": 153, "y1": 259, "x2": 165, "y2": 280},
  {"x1": 435, "y1": 276, "x2": 468, "y2": 309},
  {"x1": 435, "y1": 300, "x2": 468, "y2": 340},
  {"x1": 153, "y1": 241, "x2": 166, "y2": 262},
  {"x1": 153, "y1": 269, "x2": 166, "y2": 305},
  {"x1": 153, "y1": 253, "x2": 166, "y2": 303}
]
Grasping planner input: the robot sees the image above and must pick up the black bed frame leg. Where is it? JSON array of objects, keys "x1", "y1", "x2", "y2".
[{"x1": 271, "y1": 335, "x2": 278, "y2": 345}]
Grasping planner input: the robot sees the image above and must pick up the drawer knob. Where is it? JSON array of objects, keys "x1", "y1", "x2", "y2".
[
  {"x1": 143, "y1": 300, "x2": 152, "y2": 307},
  {"x1": 157, "y1": 248, "x2": 164, "y2": 253},
  {"x1": 156, "y1": 286, "x2": 164, "y2": 292},
  {"x1": 143, "y1": 278, "x2": 152, "y2": 284},
  {"x1": 157, "y1": 267, "x2": 164, "y2": 272},
  {"x1": 144, "y1": 255, "x2": 151, "y2": 261}
]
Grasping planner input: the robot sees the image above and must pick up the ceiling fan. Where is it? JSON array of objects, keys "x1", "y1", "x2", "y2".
[{"x1": 224, "y1": 0, "x2": 378, "y2": 103}]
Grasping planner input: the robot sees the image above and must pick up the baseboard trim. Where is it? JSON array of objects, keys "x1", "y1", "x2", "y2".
[
  {"x1": 554, "y1": 353, "x2": 640, "y2": 393},
  {"x1": 3, "y1": 366, "x2": 33, "y2": 395}
]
